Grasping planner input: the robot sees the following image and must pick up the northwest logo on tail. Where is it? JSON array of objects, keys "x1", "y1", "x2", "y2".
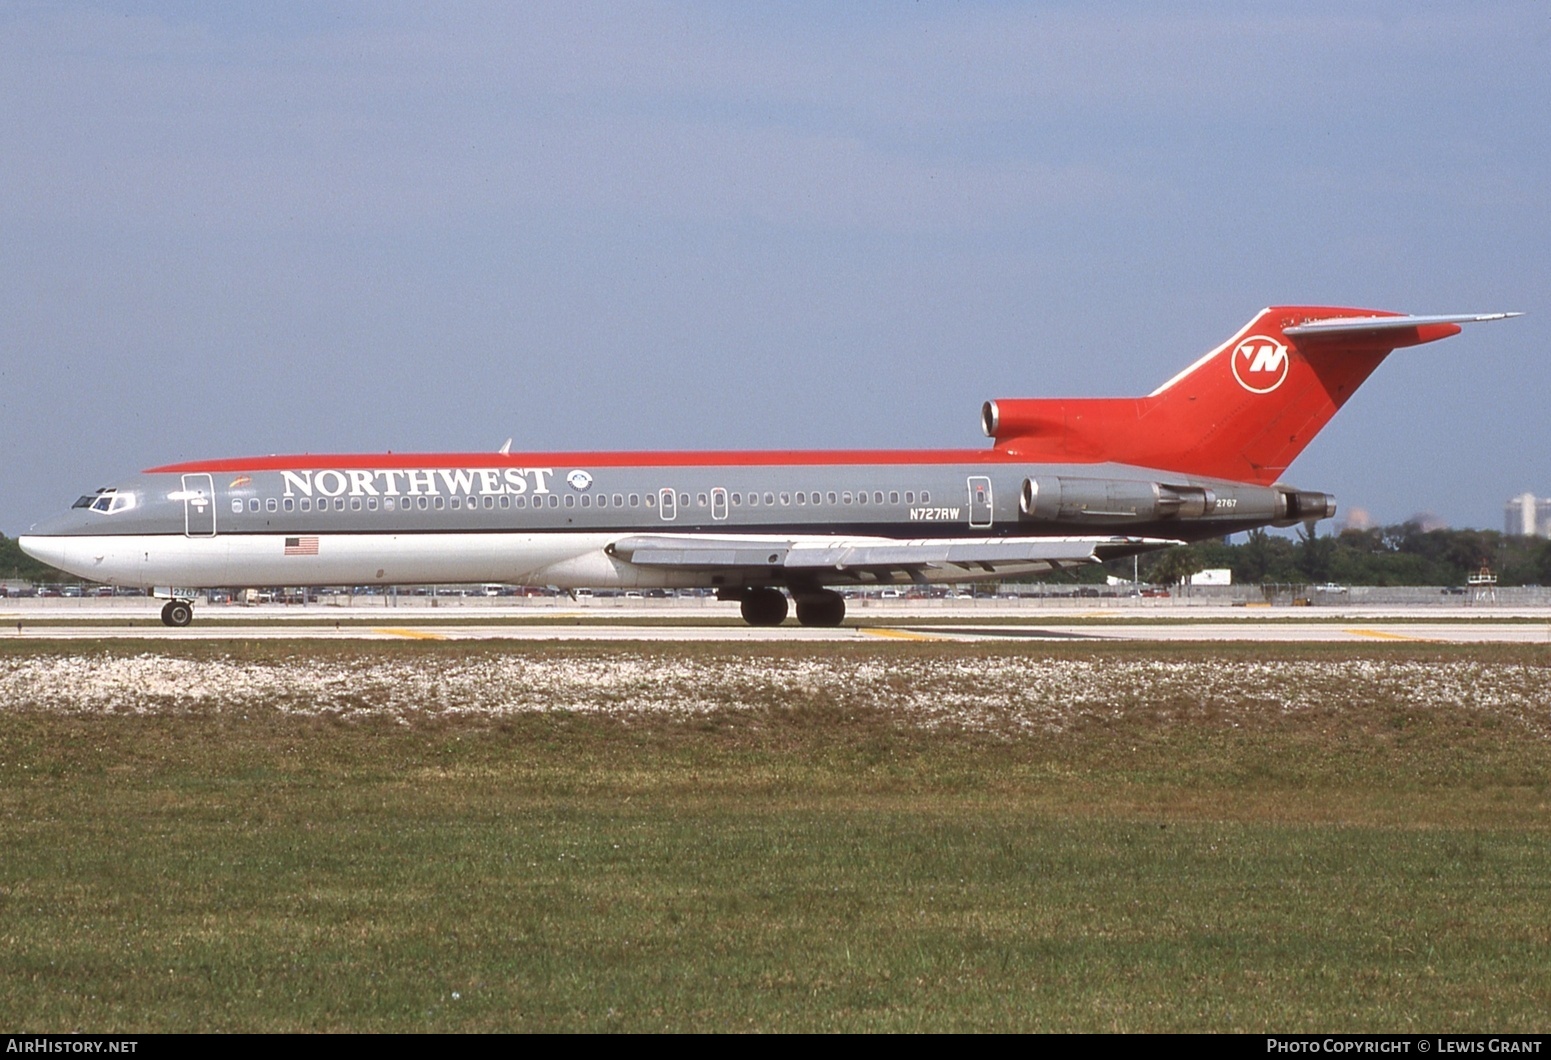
[{"x1": 1231, "y1": 335, "x2": 1289, "y2": 393}]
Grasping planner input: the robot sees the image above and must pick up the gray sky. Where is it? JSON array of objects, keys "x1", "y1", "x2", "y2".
[{"x1": 3, "y1": 1, "x2": 1546, "y2": 535}]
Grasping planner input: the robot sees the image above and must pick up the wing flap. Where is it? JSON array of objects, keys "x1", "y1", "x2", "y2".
[{"x1": 608, "y1": 534, "x2": 1180, "y2": 579}]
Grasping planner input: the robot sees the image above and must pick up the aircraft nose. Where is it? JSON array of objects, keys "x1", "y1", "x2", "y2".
[{"x1": 18, "y1": 535, "x2": 78, "y2": 574}]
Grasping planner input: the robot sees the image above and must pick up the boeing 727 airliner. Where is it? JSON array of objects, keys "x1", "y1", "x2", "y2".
[{"x1": 20, "y1": 306, "x2": 1517, "y2": 626}]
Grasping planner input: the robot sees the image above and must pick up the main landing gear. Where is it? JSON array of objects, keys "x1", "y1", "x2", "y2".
[
  {"x1": 731, "y1": 588, "x2": 847, "y2": 628},
  {"x1": 160, "y1": 600, "x2": 194, "y2": 628},
  {"x1": 794, "y1": 590, "x2": 846, "y2": 628},
  {"x1": 739, "y1": 587, "x2": 788, "y2": 627}
]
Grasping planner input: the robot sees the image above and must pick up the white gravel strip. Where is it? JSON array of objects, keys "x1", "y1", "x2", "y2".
[{"x1": 3, "y1": 653, "x2": 1549, "y2": 737}]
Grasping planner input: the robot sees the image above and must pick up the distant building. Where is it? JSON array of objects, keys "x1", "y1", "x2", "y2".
[
  {"x1": 1340, "y1": 506, "x2": 1376, "y2": 532},
  {"x1": 1188, "y1": 568, "x2": 1232, "y2": 587},
  {"x1": 1504, "y1": 493, "x2": 1551, "y2": 537}
]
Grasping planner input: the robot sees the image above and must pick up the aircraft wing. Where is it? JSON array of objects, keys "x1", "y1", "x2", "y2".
[{"x1": 606, "y1": 534, "x2": 1180, "y2": 582}]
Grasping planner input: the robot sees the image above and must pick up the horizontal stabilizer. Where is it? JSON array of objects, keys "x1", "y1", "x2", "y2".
[{"x1": 1284, "y1": 312, "x2": 1520, "y2": 336}]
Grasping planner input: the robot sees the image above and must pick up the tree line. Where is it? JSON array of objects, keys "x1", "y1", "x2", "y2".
[{"x1": 1103, "y1": 523, "x2": 1551, "y2": 588}]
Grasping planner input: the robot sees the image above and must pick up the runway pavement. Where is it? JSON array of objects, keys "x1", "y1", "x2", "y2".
[{"x1": 5, "y1": 598, "x2": 1551, "y2": 644}]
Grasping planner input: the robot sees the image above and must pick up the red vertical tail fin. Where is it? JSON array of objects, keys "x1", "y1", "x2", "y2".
[{"x1": 982, "y1": 307, "x2": 1515, "y2": 485}]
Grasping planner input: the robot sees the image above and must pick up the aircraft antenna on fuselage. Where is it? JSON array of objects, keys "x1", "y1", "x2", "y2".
[{"x1": 499, "y1": 438, "x2": 512, "y2": 455}]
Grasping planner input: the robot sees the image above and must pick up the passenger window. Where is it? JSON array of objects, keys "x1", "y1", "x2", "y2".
[
  {"x1": 515, "y1": 496, "x2": 527, "y2": 508},
  {"x1": 249, "y1": 499, "x2": 260, "y2": 512},
  {"x1": 732, "y1": 493, "x2": 742, "y2": 505},
  {"x1": 827, "y1": 492, "x2": 837, "y2": 504},
  {"x1": 780, "y1": 492, "x2": 790, "y2": 505},
  {"x1": 580, "y1": 495, "x2": 590, "y2": 507},
  {"x1": 905, "y1": 491, "x2": 914, "y2": 503},
  {"x1": 696, "y1": 493, "x2": 707, "y2": 507},
  {"x1": 549, "y1": 495, "x2": 559, "y2": 508},
  {"x1": 857, "y1": 493, "x2": 867, "y2": 505},
  {"x1": 301, "y1": 498, "x2": 312, "y2": 512},
  {"x1": 921, "y1": 491, "x2": 930, "y2": 503},
  {"x1": 613, "y1": 494, "x2": 624, "y2": 507},
  {"x1": 564, "y1": 495, "x2": 575, "y2": 508},
  {"x1": 796, "y1": 493, "x2": 806, "y2": 505},
  {"x1": 890, "y1": 491, "x2": 899, "y2": 504},
  {"x1": 842, "y1": 492, "x2": 852, "y2": 504},
  {"x1": 334, "y1": 497, "x2": 345, "y2": 511},
  {"x1": 284, "y1": 498, "x2": 295, "y2": 512},
  {"x1": 630, "y1": 493, "x2": 640, "y2": 506},
  {"x1": 266, "y1": 498, "x2": 277, "y2": 513},
  {"x1": 351, "y1": 498, "x2": 362, "y2": 511},
  {"x1": 451, "y1": 498, "x2": 461, "y2": 510},
  {"x1": 874, "y1": 492, "x2": 884, "y2": 504},
  {"x1": 384, "y1": 497, "x2": 395, "y2": 511},
  {"x1": 645, "y1": 494, "x2": 654, "y2": 507},
  {"x1": 679, "y1": 493, "x2": 690, "y2": 507},
  {"x1": 434, "y1": 497, "x2": 444, "y2": 510},
  {"x1": 418, "y1": 497, "x2": 429, "y2": 510},
  {"x1": 368, "y1": 497, "x2": 378, "y2": 511},
  {"x1": 499, "y1": 496, "x2": 509, "y2": 509},
  {"x1": 231, "y1": 499, "x2": 243, "y2": 513},
  {"x1": 763, "y1": 492, "x2": 774, "y2": 505}
]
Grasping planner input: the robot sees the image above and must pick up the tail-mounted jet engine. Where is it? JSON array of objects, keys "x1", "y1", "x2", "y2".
[
  {"x1": 1018, "y1": 476, "x2": 1334, "y2": 529},
  {"x1": 1018, "y1": 477, "x2": 1217, "y2": 523},
  {"x1": 1272, "y1": 489, "x2": 1338, "y2": 527}
]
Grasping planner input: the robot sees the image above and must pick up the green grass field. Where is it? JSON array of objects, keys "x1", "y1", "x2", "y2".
[{"x1": 2, "y1": 641, "x2": 1549, "y2": 1031}]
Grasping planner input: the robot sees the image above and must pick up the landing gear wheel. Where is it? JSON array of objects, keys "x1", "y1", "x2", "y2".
[
  {"x1": 161, "y1": 600, "x2": 193, "y2": 628},
  {"x1": 795, "y1": 590, "x2": 846, "y2": 628},
  {"x1": 740, "y1": 587, "x2": 789, "y2": 627}
]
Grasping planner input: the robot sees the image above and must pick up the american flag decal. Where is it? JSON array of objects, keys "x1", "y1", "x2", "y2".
[{"x1": 284, "y1": 536, "x2": 319, "y2": 556}]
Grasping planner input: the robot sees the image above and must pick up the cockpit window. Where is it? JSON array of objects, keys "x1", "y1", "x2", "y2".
[
  {"x1": 87, "y1": 491, "x2": 136, "y2": 515},
  {"x1": 73, "y1": 488, "x2": 110, "y2": 509}
]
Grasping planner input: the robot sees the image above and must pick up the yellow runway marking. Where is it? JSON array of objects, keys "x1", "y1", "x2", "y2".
[
  {"x1": 1344, "y1": 628, "x2": 1434, "y2": 643},
  {"x1": 860, "y1": 627, "x2": 950, "y2": 642},
  {"x1": 373, "y1": 627, "x2": 449, "y2": 640}
]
